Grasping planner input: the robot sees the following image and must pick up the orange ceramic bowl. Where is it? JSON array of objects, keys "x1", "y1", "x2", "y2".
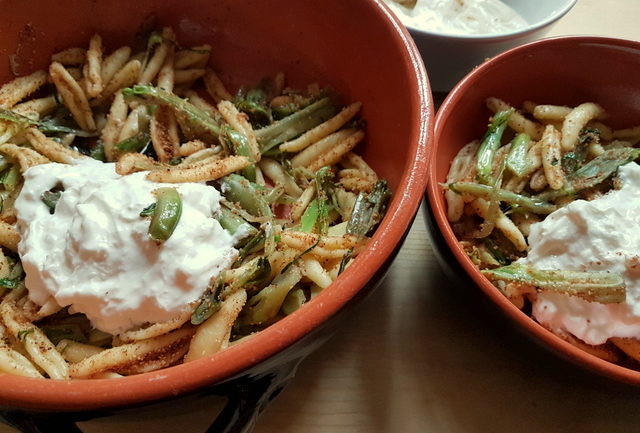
[
  {"x1": 427, "y1": 36, "x2": 640, "y2": 385},
  {"x1": 0, "y1": 0, "x2": 431, "y2": 412}
]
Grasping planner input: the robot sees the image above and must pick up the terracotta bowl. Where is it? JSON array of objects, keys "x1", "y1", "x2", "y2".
[
  {"x1": 0, "y1": 0, "x2": 432, "y2": 426},
  {"x1": 427, "y1": 36, "x2": 640, "y2": 385}
]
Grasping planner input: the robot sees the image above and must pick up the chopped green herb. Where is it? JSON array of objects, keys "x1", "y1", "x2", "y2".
[
  {"x1": 41, "y1": 190, "x2": 62, "y2": 213},
  {"x1": 338, "y1": 250, "x2": 353, "y2": 275},
  {"x1": 282, "y1": 237, "x2": 321, "y2": 274},
  {"x1": 139, "y1": 202, "x2": 156, "y2": 217},
  {"x1": 0, "y1": 278, "x2": 19, "y2": 289},
  {"x1": 17, "y1": 328, "x2": 34, "y2": 341}
]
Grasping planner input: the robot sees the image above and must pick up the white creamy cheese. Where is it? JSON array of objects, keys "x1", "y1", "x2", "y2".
[
  {"x1": 523, "y1": 162, "x2": 640, "y2": 345},
  {"x1": 383, "y1": 0, "x2": 528, "y2": 35},
  {"x1": 14, "y1": 160, "x2": 239, "y2": 335}
]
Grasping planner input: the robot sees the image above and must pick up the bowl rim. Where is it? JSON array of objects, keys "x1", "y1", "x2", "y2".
[
  {"x1": 402, "y1": 0, "x2": 577, "y2": 41},
  {"x1": 427, "y1": 34, "x2": 640, "y2": 386},
  {"x1": 0, "y1": 0, "x2": 433, "y2": 411}
]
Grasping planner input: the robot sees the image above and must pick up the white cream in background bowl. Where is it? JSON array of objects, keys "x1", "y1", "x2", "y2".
[{"x1": 383, "y1": 0, "x2": 577, "y2": 91}]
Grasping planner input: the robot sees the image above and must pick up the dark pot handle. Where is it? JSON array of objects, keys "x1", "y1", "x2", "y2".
[
  {"x1": 0, "y1": 412, "x2": 84, "y2": 433},
  {"x1": 205, "y1": 357, "x2": 302, "y2": 433},
  {"x1": 0, "y1": 358, "x2": 302, "y2": 433}
]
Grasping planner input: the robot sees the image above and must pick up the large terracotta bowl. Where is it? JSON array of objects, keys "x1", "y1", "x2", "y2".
[
  {"x1": 427, "y1": 36, "x2": 640, "y2": 385},
  {"x1": 0, "y1": 0, "x2": 432, "y2": 426}
]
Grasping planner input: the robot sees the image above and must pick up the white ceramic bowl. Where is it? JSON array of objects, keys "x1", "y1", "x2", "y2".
[{"x1": 397, "y1": 0, "x2": 577, "y2": 91}]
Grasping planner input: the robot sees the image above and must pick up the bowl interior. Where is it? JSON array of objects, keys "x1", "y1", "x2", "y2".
[
  {"x1": 0, "y1": 0, "x2": 431, "y2": 410},
  {"x1": 429, "y1": 36, "x2": 640, "y2": 384}
]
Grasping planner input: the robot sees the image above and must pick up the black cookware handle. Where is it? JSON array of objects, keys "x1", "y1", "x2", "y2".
[
  {"x1": 205, "y1": 357, "x2": 302, "y2": 433},
  {"x1": 0, "y1": 411, "x2": 83, "y2": 433},
  {"x1": 0, "y1": 357, "x2": 301, "y2": 433}
]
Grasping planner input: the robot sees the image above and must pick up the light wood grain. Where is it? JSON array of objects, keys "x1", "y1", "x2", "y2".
[{"x1": 3, "y1": 0, "x2": 640, "y2": 432}]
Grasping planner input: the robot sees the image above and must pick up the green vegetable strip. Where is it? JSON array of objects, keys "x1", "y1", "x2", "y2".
[
  {"x1": 0, "y1": 157, "x2": 11, "y2": 174},
  {"x1": 338, "y1": 250, "x2": 353, "y2": 275},
  {"x1": 0, "y1": 108, "x2": 96, "y2": 137},
  {"x1": 314, "y1": 166, "x2": 334, "y2": 235},
  {"x1": 255, "y1": 97, "x2": 337, "y2": 153},
  {"x1": 41, "y1": 324, "x2": 86, "y2": 345},
  {"x1": 89, "y1": 142, "x2": 106, "y2": 162},
  {"x1": 217, "y1": 207, "x2": 257, "y2": 237},
  {"x1": 482, "y1": 263, "x2": 626, "y2": 304},
  {"x1": 505, "y1": 133, "x2": 531, "y2": 177},
  {"x1": 230, "y1": 257, "x2": 271, "y2": 291},
  {"x1": 535, "y1": 147, "x2": 640, "y2": 201},
  {"x1": 483, "y1": 238, "x2": 510, "y2": 266},
  {"x1": 115, "y1": 131, "x2": 151, "y2": 153},
  {"x1": 41, "y1": 190, "x2": 62, "y2": 213},
  {"x1": 148, "y1": 188, "x2": 182, "y2": 242},
  {"x1": 475, "y1": 109, "x2": 514, "y2": 184},
  {"x1": 221, "y1": 126, "x2": 257, "y2": 181},
  {"x1": 122, "y1": 85, "x2": 223, "y2": 139},
  {"x1": 448, "y1": 182, "x2": 556, "y2": 214},
  {"x1": 281, "y1": 237, "x2": 321, "y2": 274},
  {"x1": 191, "y1": 279, "x2": 223, "y2": 325},
  {"x1": 139, "y1": 203, "x2": 156, "y2": 217},
  {"x1": 234, "y1": 83, "x2": 273, "y2": 127},
  {"x1": 221, "y1": 174, "x2": 272, "y2": 217},
  {"x1": 0, "y1": 278, "x2": 19, "y2": 289},
  {"x1": 346, "y1": 180, "x2": 391, "y2": 237},
  {"x1": 1, "y1": 165, "x2": 20, "y2": 192},
  {"x1": 299, "y1": 199, "x2": 319, "y2": 233},
  {"x1": 281, "y1": 288, "x2": 306, "y2": 315},
  {"x1": 241, "y1": 266, "x2": 303, "y2": 325},
  {"x1": 237, "y1": 230, "x2": 266, "y2": 262}
]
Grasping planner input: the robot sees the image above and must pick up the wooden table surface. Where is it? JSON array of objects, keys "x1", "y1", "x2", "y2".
[{"x1": 4, "y1": 1, "x2": 640, "y2": 432}]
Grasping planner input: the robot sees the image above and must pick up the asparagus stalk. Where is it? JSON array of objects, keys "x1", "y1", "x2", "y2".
[
  {"x1": 482, "y1": 263, "x2": 626, "y2": 304},
  {"x1": 229, "y1": 256, "x2": 271, "y2": 291},
  {"x1": 255, "y1": 97, "x2": 337, "y2": 153},
  {"x1": 535, "y1": 147, "x2": 640, "y2": 201},
  {"x1": 191, "y1": 279, "x2": 223, "y2": 325},
  {"x1": 505, "y1": 133, "x2": 531, "y2": 177},
  {"x1": 220, "y1": 174, "x2": 272, "y2": 217},
  {"x1": 220, "y1": 125, "x2": 257, "y2": 181},
  {"x1": 299, "y1": 199, "x2": 320, "y2": 233},
  {"x1": 476, "y1": 109, "x2": 514, "y2": 184},
  {"x1": 241, "y1": 265, "x2": 303, "y2": 325},
  {"x1": 216, "y1": 206, "x2": 258, "y2": 238},
  {"x1": 115, "y1": 131, "x2": 151, "y2": 153},
  {"x1": 0, "y1": 108, "x2": 97, "y2": 137},
  {"x1": 346, "y1": 180, "x2": 392, "y2": 237},
  {"x1": 448, "y1": 182, "x2": 556, "y2": 214},
  {"x1": 237, "y1": 230, "x2": 266, "y2": 262},
  {"x1": 122, "y1": 85, "x2": 223, "y2": 140},
  {"x1": 281, "y1": 288, "x2": 306, "y2": 315},
  {"x1": 234, "y1": 82, "x2": 273, "y2": 127},
  {"x1": 2, "y1": 165, "x2": 20, "y2": 192}
]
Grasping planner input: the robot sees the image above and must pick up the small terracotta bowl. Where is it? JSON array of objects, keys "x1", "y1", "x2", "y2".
[
  {"x1": 427, "y1": 36, "x2": 640, "y2": 385},
  {"x1": 0, "y1": 0, "x2": 432, "y2": 415}
]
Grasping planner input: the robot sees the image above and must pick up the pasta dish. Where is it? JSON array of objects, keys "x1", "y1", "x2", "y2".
[{"x1": 0, "y1": 28, "x2": 390, "y2": 379}]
